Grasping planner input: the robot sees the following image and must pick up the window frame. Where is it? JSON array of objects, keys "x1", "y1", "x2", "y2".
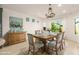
[{"x1": 75, "y1": 17, "x2": 79, "y2": 35}]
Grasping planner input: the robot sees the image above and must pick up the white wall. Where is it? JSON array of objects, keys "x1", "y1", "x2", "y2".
[
  {"x1": 59, "y1": 12, "x2": 79, "y2": 43},
  {"x1": 2, "y1": 8, "x2": 43, "y2": 36}
]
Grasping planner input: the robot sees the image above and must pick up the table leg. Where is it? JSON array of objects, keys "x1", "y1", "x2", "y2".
[{"x1": 42, "y1": 40, "x2": 48, "y2": 54}]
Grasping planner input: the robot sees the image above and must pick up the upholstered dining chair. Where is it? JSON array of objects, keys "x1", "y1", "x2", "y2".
[
  {"x1": 35, "y1": 30, "x2": 43, "y2": 43},
  {"x1": 47, "y1": 32, "x2": 63, "y2": 55},
  {"x1": 35, "y1": 30, "x2": 41, "y2": 35},
  {"x1": 27, "y1": 33, "x2": 44, "y2": 55}
]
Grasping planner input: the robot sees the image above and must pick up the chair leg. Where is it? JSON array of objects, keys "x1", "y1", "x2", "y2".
[
  {"x1": 61, "y1": 42, "x2": 64, "y2": 50},
  {"x1": 33, "y1": 50, "x2": 35, "y2": 55},
  {"x1": 62, "y1": 43, "x2": 64, "y2": 49},
  {"x1": 60, "y1": 46, "x2": 62, "y2": 51},
  {"x1": 47, "y1": 46, "x2": 51, "y2": 54},
  {"x1": 33, "y1": 46, "x2": 36, "y2": 55},
  {"x1": 62, "y1": 40, "x2": 65, "y2": 49},
  {"x1": 28, "y1": 47, "x2": 31, "y2": 54},
  {"x1": 62, "y1": 44, "x2": 63, "y2": 49},
  {"x1": 56, "y1": 50, "x2": 58, "y2": 55},
  {"x1": 55, "y1": 47, "x2": 58, "y2": 55}
]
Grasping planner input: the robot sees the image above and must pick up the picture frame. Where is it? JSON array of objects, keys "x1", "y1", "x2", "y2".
[
  {"x1": 32, "y1": 19, "x2": 35, "y2": 22},
  {"x1": 26, "y1": 17, "x2": 29, "y2": 22},
  {"x1": 9, "y1": 16, "x2": 23, "y2": 32}
]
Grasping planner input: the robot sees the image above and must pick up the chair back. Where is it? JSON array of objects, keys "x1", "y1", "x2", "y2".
[
  {"x1": 27, "y1": 33, "x2": 34, "y2": 45},
  {"x1": 42, "y1": 31, "x2": 49, "y2": 36},
  {"x1": 56, "y1": 32, "x2": 63, "y2": 43},
  {"x1": 35, "y1": 30, "x2": 41, "y2": 35}
]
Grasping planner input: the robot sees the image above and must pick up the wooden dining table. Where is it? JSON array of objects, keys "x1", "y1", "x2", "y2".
[{"x1": 32, "y1": 34, "x2": 57, "y2": 53}]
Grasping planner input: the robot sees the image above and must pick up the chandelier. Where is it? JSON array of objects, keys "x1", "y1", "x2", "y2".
[{"x1": 45, "y1": 4, "x2": 55, "y2": 18}]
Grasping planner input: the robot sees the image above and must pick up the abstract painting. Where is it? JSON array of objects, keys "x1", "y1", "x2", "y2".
[{"x1": 9, "y1": 16, "x2": 23, "y2": 32}]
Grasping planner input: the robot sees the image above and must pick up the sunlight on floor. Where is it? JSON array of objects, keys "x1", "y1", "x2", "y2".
[{"x1": 63, "y1": 40, "x2": 79, "y2": 55}]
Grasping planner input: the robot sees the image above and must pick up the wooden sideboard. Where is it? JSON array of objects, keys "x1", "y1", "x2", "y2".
[{"x1": 6, "y1": 32, "x2": 26, "y2": 45}]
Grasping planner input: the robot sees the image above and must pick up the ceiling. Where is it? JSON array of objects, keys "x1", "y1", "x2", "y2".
[{"x1": 1, "y1": 4, "x2": 79, "y2": 19}]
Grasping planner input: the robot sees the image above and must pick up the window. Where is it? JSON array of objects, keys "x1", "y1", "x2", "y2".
[{"x1": 75, "y1": 17, "x2": 79, "y2": 35}]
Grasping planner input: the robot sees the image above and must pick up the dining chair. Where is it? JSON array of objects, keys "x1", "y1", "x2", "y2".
[
  {"x1": 27, "y1": 33, "x2": 44, "y2": 55},
  {"x1": 47, "y1": 32, "x2": 63, "y2": 55},
  {"x1": 35, "y1": 30, "x2": 43, "y2": 43},
  {"x1": 61, "y1": 32, "x2": 65, "y2": 49},
  {"x1": 35, "y1": 30, "x2": 41, "y2": 35}
]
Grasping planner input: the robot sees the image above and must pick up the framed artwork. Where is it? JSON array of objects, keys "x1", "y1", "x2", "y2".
[
  {"x1": 26, "y1": 17, "x2": 29, "y2": 22},
  {"x1": 9, "y1": 16, "x2": 23, "y2": 32},
  {"x1": 32, "y1": 19, "x2": 35, "y2": 22}
]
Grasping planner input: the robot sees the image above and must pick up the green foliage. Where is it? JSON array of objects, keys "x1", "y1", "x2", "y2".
[{"x1": 51, "y1": 22, "x2": 61, "y2": 32}]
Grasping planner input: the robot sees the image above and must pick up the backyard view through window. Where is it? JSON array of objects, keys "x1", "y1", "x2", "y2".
[{"x1": 75, "y1": 17, "x2": 79, "y2": 35}]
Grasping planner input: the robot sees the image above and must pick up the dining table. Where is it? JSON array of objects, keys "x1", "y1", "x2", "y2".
[{"x1": 32, "y1": 32, "x2": 58, "y2": 53}]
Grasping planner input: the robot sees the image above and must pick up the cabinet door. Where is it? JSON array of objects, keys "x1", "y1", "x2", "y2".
[{"x1": 0, "y1": 8, "x2": 3, "y2": 37}]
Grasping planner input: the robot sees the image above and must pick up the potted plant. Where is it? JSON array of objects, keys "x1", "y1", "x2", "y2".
[{"x1": 51, "y1": 22, "x2": 61, "y2": 32}]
